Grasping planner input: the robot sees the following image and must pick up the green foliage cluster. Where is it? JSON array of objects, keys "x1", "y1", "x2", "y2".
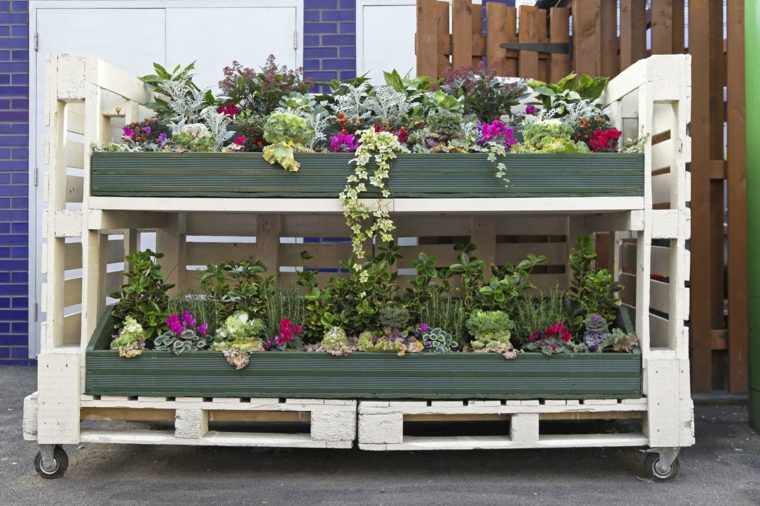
[
  {"x1": 466, "y1": 310, "x2": 513, "y2": 351},
  {"x1": 154, "y1": 327, "x2": 211, "y2": 355},
  {"x1": 511, "y1": 120, "x2": 590, "y2": 154},
  {"x1": 109, "y1": 316, "x2": 147, "y2": 358},
  {"x1": 421, "y1": 327, "x2": 458, "y2": 353},
  {"x1": 200, "y1": 259, "x2": 274, "y2": 320},
  {"x1": 528, "y1": 72, "x2": 609, "y2": 115},
  {"x1": 110, "y1": 250, "x2": 174, "y2": 337},
  {"x1": 512, "y1": 287, "x2": 566, "y2": 346}
]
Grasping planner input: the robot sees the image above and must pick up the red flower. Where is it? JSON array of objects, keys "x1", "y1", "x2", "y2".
[
  {"x1": 396, "y1": 127, "x2": 409, "y2": 143},
  {"x1": 217, "y1": 104, "x2": 241, "y2": 118},
  {"x1": 589, "y1": 128, "x2": 622, "y2": 152},
  {"x1": 529, "y1": 331, "x2": 539, "y2": 342},
  {"x1": 233, "y1": 134, "x2": 247, "y2": 146}
]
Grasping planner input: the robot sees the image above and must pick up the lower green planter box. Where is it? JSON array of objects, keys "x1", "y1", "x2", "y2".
[
  {"x1": 90, "y1": 152, "x2": 645, "y2": 199},
  {"x1": 85, "y1": 314, "x2": 642, "y2": 400}
]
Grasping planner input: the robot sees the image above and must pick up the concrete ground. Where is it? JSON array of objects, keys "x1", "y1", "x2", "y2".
[{"x1": 1, "y1": 366, "x2": 758, "y2": 506}]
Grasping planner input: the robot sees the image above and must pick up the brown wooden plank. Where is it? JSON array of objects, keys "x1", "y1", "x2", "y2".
[
  {"x1": 651, "y1": 0, "x2": 674, "y2": 54},
  {"x1": 518, "y1": 5, "x2": 542, "y2": 78},
  {"x1": 571, "y1": 0, "x2": 601, "y2": 75},
  {"x1": 620, "y1": 0, "x2": 647, "y2": 70},
  {"x1": 726, "y1": 0, "x2": 748, "y2": 393},
  {"x1": 600, "y1": 0, "x2": 619, "y2": 77},
  {"x1": 486, "y1": 2, "x2": 511, "y2": 75},
  {"x1": 416, "y1": 0, "x2": 439, "y2": 78},
  {"x1": 471, "y1": 3, "x2": 483, "y2": 68},
  {"x1": 504, "y1": 6, "x2": 518, "y2": 76},
  {"x1": 435, "y1": 0, "x2": 451, "y2": 77},
  {"x1": 688, "y1": 0, "x2": 714, "y2": 393},
  {"x1": 452, "y1": 0, "x2": 473, "y2": 68},
  {"x1": 671, "y1": 0, "x2": 685, "y2": 53},
  {"x1": 549, "y1": 7, "x2": 570, "y2": 81}
]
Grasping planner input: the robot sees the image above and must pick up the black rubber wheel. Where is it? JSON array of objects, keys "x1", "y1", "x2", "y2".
[
  {"x1": 34, "y1": 446, "x2": 69, "y2": 479},
  {"x1": 644, "y1": 453, "x2": 680, "y2": 482}
]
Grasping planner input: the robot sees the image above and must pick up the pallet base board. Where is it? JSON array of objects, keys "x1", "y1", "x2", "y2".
[
  {"x1": 79, "y1": 429, "x2": 353, "y2": 449},
  {"x1": 359, "y1": 433, "x2": 650, "y2": 451}
]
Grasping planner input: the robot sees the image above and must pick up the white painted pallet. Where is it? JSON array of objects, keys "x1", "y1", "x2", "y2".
[
  {"x1": 358, "y1": 399, "x2": 649, "y2": 451},
  {"x1": 27, "y1": 54, "x2": 694, "y2": 458},
  {"x1": 25, "y1": 393, "x2": 356, "y2": 449}
]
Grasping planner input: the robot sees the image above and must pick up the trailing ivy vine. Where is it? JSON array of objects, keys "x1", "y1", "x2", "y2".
[{"x1": 339, "y1": 128, "x2": 408, "y2": 282}]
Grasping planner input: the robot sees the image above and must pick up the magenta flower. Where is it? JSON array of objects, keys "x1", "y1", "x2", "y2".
[
  {"x1": 478, "y1": 119, "x2": 517, "y2": 150},
  {"x1": 122, "y1": 127, "x2": 134, "y2": 139},
  {"x1": 197, "y1": 322, "x2": 209, "y2": 337},
  {"x1": 420, "y1": 322, "x2": 429, "y2": 333},
  {"x1": 525, "y1": 104, "x2": 538, "y2": 115},
  {"x1": 329, "y1": 133, "x2": 360, "y2": 153},
  {"x1": 181, "y1": 311, "x2": 196, "y2": 328},
  {"x1": 293, "y1": 324, "x2": 303, "y2": 336},
  {"x1": 233, "y1": 134, "x2": 247, "y2": 146},
  {"x1": 166, "y1": 314, "x2": 184, "y2": 334},
  {"x1": 143, "y1": 125, "x2": 151, "y2": 135}
]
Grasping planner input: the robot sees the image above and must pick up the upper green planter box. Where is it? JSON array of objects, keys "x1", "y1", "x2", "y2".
[{"x1": 90, "y1": 152, "x2": 645, "y2": 199}]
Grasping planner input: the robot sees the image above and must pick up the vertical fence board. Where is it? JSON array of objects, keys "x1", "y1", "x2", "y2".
[
  {"x1": 688, "y1": 0, "x2": 713, "y2": 393},
  {"x1": 572, "y1": 0, "x2": 601, "y2": 75},
  {"x1": 435, "y1": 1, "x2": 450, "y2": 77},
  {"x1": 518, "y1": 6, "x2": 542, "y2": 78},
  {"x1": 549, "y1": 7, "x2": 570, "y2": 81},
  {"x1": 600, "y1": 0, "x2": 619, "y2": 77},
  {"x1": 416, "y1": 0, "x2": 438, "y2": 79},
  {"x1": 671, "y1": 0, "x2": 685, "y2": 54},
  {"x1": 486, "y1": 2, "x2": 510, "y2": 75},
  {"x1": 727, "y1": 0, "x2": 748, "y2": 393},
  {"x1": 620, "y1": 0, "x2": 647, "y2": 70},
  {"x1": 651, "y1": 0, "x2": 674, "y2": 54},
  {"x1": 452, "y1": 0, "x2": 473, "y2": 68},
  {"x1": 471, "y1": 3, "x2": 483, "y2": 68}
]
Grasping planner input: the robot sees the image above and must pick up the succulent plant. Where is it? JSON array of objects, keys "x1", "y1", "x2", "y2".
[
  {"x1": 378, "y1": 306, "x2": 410, "y2": 331},
  {"x1": 421, "y1": 327, "x2": 458, "y2": 353}
]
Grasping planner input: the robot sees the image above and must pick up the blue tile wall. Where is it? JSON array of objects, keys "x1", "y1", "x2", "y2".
[{"x1": 0, "y1": 0, "x2": 30, "y2": 366}]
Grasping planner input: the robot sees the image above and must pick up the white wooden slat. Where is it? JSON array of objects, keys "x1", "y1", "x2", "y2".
[
  {"x1": 621, "y1": 243, "x2": 671, "y2": 278},
  {"x1": 66, "y1": 175, "x2": 84, "y2": 203},
  {"x1": 63, "y1": 312, "x2": 82, "y2": 346},
  {"x1": 64, "y1": 141, "x2": 85, "y2": 169}
]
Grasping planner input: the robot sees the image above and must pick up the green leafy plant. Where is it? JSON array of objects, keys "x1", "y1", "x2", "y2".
[
  {"x1": 154, "y1": 328, "x2": 210, "y2": 354},
  {"x1": 140, "y1": 62, "x2": 216, "y2": 123},
  {"x1": 603, "y1": 327, "x2": 639, "y2": 352},
  {"x1": 479, "y1": 253, "x2": 547, "y2": 311},
  {"x1": 378, "y1": 305, "x2": 410, "y2": 334},
  {"x1": 110, "y1": 316, "x2": 147, "y2": 358},
  {"x1": 110, "y1": 250, "x2": 174, "y2": 337},
  {"x1": 465, "y1": 309, "x2": 516, "y2": 358},
  {"x1": 339, "y1": 128, "x2": 408, "y2": 282},
  {"x1": 262, "y1": 285, "x2": 306, "y2": 342},
  {"x1": 421, "y1": 327, "x2": 458, "y2": 353},
  {"x1": 315, "y1": 326, "x2": 353, "y2": 356},
  {"x1": 439, "y1": 63, "x2": 528, "y2": 121},
  {"x1": 566, "y1": 235, "x2": 623, "y2": 332},
  {"x1": 200, "y1": 259, "x2": 273, "y2": 321},
  {"x1": 528, "y1": 72, "x2": 609, "y2": 115},
  {"x1": 447, "y1": 246, "x2": 485, "y2": 313}
]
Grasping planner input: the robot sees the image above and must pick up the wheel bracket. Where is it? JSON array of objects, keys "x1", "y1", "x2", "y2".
[
  {"x1": 38, "y1": 444, "x2": 57, "y2": 471},
  {"x1": 646, "y1": 447, "x2": 680, "y2": 475}
]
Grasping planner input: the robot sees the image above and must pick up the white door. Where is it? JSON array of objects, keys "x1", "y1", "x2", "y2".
[
  {"x1": 357, "y1": 1, "x2": 417, "y2": 83},
  {"x1": 30, "y1": 1, "x2": 302, "y2": 357}
]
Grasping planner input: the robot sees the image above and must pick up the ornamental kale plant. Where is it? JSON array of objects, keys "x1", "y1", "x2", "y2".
[
  {"x1": 465, "y1": 309, "x2": 516, "y2": 358},
  {"x1": 110, "y1": 316, "x2": 147, "y2": 358},
  {"x1": 583, "y1": 313, "x2": 609, "y2": 352},
  {"x1": 211, "y1": 311, "x2": 266, "y2": 369},
  {"x1": 262, "y1": 111, "x2": 315, "y2": 171},
  {"x1": 511, "y1": 119, "x2": 590, "y2": 153}
]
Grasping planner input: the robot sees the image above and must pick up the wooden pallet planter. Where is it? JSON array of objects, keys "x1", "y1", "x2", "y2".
[
  {"x1": 358, "y1": 398, "x2": 648, "y2": 451},
  {"x1": 86, "y1": 315, "x2": 641, "y2": 400},
  {"x1": 24, "y1": 393, "x2": 356, "y2": 449},
  {"x1": 90, "y1": 152, "x2": 645, "y2": 199}
]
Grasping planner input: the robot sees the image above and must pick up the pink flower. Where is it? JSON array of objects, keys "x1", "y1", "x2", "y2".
[
  {"x1": 197, "y1": 322, "x2": 209, "y2": 337},
  {"x1": 143, "y1": 125, "x2": 151, "y2": 135},
  {"x1": 233, "y1": 134, "x2": 247, "y2": 146},
  {"x1": 166, "y1": 314, "x2": 184, "y2": 334},
  {"x1": 181, "y1": 311, "x2": 196, "y2": 328},
  {"x1": 293, "y1": 324, "x2": 303, "y2": 336},
  {"x1": 477, "y1": 119, "x2": 517, "y2": 149},
  {"x1": 420, "y1": 322, "x2": 429, "y2": 333},
  {"x1": 529, "y1": 331, "x2": 538, "y2": 342},
  {"x1": 275, "y1": 335, "x2": 287, "y2": 347},
  {"x1": 122, "y1": 127, "x2": 134, "y2": 139},
  {"x1": 329, "y1": 133, "x2": 360, "y2": 153},
  {"x1": 217, "y1": 104, "x2": 241, "y2": 118},
  {"x1": 525, "y1": 104, "x2": 538, "y2": 115}
]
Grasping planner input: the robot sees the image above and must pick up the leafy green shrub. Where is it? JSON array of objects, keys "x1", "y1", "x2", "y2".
[
  {"x1": 200, "y1": 259, "x2": 273, "y2": 320},
  {"x1": 378, "y1": 306, "x2": 410, "y2": 332},
  {"x1": 439, "y1": 63, "x2": 527, "y2": 122},
  {"x1": 110, "y1": 250, "x2": 174, "y2": 337}
]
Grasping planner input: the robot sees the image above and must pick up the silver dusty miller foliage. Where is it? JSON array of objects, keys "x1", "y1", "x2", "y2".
[{"x1": 200, "y1": 107, "x2": 234, "y2": 151}]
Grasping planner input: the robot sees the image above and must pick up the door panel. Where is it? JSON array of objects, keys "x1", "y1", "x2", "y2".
[{"x1": 359, "y1": 3, "x2": 416, "y2": 83}]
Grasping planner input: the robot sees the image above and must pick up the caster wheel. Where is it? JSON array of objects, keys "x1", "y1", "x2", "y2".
[
  {"x1": 644, "y1": 453, "x2": 680, "y2": 482},
  {"x1": 34, "y1": 446, "x2": 68, "y2": 479}
]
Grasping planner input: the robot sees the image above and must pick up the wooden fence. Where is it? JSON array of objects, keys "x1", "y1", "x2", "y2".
[{"x1": 415, "y1": 0, "x2": 747, "y2": 394}]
